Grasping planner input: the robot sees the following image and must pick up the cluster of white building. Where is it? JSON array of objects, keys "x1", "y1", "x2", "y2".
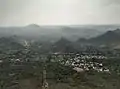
[
  {"x1": 51, "y1": 54, "x2": 110, "y2": 73},
  {"x1": 0, "y1": 52, "x2": 110, "y2": 74},
  {"x1": 76, "y1": 55, "x2": 107, "y2": 60},
  {"x1": 71, "y1": 61, "x2": 110, "y2": 73}
]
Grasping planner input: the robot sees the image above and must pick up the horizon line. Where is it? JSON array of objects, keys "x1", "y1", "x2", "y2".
[{"x1": 0, "y1": 24, "x2": 120, "y2": 27}]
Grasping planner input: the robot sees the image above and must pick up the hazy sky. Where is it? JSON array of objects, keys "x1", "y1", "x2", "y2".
[{"x1": 0, "y1": 0, "x2": 120, "y2": 26}]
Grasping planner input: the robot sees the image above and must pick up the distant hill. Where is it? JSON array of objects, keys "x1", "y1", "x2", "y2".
[
  {"x1": 90, "y1": 31, "x2": 120, "y2": 44},
  {"x1": 52, "y1": 38, "x2": 75, "y2": 53},
  {"x1": 114, "y1": 28, "x2": 120, "y2": 34},
  {"x1": 78, "y1": 28, "x2": 120, "y2": 48},
  {"x1": 0, "y1": 37, "x2": 24, "y2": 51},
  {"x1": 54, "y1": 37, "x2": 71, "y2": 46}
]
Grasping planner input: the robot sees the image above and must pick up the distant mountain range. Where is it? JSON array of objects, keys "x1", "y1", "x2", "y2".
[
  {"x1": 1, "y1": 24, "x2": 120, "y2": 41},
  {"x1": 0, "y1": 26, "x2": 120, "y2": 52}
]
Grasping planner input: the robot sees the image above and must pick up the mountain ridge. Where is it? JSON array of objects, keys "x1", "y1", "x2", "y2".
[
  {"x1": 78, "y1": 28, "x2": 120, "y2": 47},
  {"x1": 0, "y1": 24, "x2": 120, "y2": 42}
]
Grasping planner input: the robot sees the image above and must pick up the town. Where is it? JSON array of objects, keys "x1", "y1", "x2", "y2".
[{"x1": 0, "y1": 43, "x2": 120, "y2": 89}]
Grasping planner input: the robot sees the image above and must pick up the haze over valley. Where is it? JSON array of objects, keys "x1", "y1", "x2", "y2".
[{"x1": 0, "y1": 24, "x2": 120, "y2": 42}]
